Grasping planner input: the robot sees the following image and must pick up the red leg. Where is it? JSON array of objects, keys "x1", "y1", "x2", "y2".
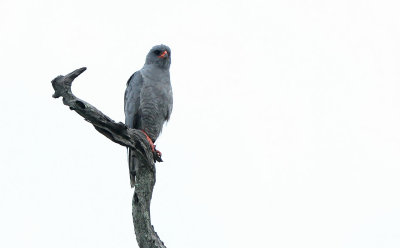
[
  {"x1": 140, "y1": 130, "x2": 162, "y2": 158},
  {"x1": 140, "y1": 130, "x2": 155, "y2": 151}
]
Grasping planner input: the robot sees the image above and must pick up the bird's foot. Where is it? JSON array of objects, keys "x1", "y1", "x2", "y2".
[
  {"x1": 140, "y1": 130, "x2": 163, "y2": 162},
  {"x1": 155, "y1": 148, "x2": 162, "y2": 157},
  {"x1": 154, "y1": 147, "x2": 163, "y2": 162}
]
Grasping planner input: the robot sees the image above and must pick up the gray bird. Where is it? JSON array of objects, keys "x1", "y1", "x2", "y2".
[{"x1": 124, "y1": 44, "x2": 173, "y2": 187}]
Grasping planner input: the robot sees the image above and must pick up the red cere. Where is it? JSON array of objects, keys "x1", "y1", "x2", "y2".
[{"x1": 158, "y1": 50, "x2": 168, "y2": 58}]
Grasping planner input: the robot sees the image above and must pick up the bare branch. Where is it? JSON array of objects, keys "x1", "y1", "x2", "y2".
[{"x1": 51, "y1": 67, "x2": 167, "y2": 248}]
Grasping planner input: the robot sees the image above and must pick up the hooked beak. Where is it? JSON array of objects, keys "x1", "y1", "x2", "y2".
[{"x1": 158, "y1": 50, "x2": 168, "y2": 58}]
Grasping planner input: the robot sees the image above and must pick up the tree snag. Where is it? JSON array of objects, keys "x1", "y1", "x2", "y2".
[{"x1": 51, "y1": 67, "x2": 166, "y2": 248}]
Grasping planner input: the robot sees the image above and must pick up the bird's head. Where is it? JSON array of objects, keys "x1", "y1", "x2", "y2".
[{"x1": 145, "y1": 44, "x2": 171, "y2": 69}]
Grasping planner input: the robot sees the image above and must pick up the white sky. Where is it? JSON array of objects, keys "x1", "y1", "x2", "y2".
[{"x1": 1, "y1": 0, "x2": 400, "y2": 247}]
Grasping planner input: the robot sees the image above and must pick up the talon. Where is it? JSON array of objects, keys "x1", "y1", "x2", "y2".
[{"x1": 154, "y1": 148, "x2": 163, "y2": 162}]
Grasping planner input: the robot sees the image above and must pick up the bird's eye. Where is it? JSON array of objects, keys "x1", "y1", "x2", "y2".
[{"x1": 154, "y1": 50, "x2": 161, "y2": 56}]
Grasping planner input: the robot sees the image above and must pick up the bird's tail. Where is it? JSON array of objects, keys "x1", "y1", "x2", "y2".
[{"x1": 128, "y1": 148, "x2": 138, "y2": 188}]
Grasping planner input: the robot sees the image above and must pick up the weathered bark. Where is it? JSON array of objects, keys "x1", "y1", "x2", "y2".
[{"x1": 51, "y1": 67, "x2": 166, "y2": 248}]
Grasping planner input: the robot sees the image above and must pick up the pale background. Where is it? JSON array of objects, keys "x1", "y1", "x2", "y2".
[{"x1": 1, "y1": 0, "x2": 400, "y2": 247}]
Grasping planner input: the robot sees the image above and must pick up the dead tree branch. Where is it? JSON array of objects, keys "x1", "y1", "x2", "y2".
[{"x1": 51, "y1": 67, "x2": 166, "y2": 248}]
